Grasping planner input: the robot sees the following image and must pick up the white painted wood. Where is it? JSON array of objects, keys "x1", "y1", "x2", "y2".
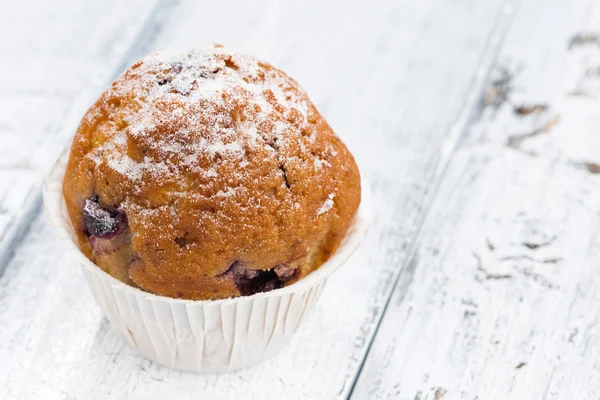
[
  {"x1": 351, "y1": 0, "x2": 600, "y2": 398},
  {"x1": 0, "y1": 0, "x2": 160, "y2": 272},
  {"x1": 0, "y1": 0, "x2": 517, "y2": 398}
]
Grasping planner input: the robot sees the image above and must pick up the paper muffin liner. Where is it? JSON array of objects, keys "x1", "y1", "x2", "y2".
[{"x1": 43, "y1": 148, "x2": 371, "y2": 373}]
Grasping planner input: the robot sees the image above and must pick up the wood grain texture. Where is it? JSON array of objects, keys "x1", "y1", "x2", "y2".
[
  {"x1": 0, "y1": 0, "x2": 518, "y2": 399},
  {"x1": 351, "y1": 0, "x2": 600, "y2": 398},
  {"x1": 0, "y1": 0, "x2": 160, "y2": 274}
]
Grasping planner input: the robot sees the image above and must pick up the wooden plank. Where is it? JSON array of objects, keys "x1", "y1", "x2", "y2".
[
  {"x1": 0, "y1": 0, "x2": 162, "y2": 274},
  {"x1": 350, "y1": 0, "x2": 600, "y2": 398},
  {"x1": 0, "y1": 0, "x2": 516, "y2": 399}
]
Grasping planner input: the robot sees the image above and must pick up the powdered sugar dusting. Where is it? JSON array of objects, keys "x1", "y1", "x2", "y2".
[
  {"x1": 85, "y1": 45, "x2": 316, "y2": 189},
  {"x1": 317, "y1": 193, "x2": 336, "y2": 215},
  {"x1": 314, "y1": 157, "x2": 330, "y2": 170},
  {"x1": 107, "y1": 151, "x2": 144, "y2": 181},
  {"x1": 216, "y1": 186, "x2": 240, "y2": 197}
]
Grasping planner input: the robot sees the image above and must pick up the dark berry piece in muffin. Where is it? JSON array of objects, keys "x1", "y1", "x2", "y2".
[{"x1": 82, "y1": 198, "x2": 123, "y2": 238}]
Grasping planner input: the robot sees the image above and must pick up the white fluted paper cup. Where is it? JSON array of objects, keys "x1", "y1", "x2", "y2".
[{"x1": 43, "y1": 148, "x2": 371, "y2": 373}]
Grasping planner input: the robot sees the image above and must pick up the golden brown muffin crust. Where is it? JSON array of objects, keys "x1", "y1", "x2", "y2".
[{"x1": 63, "y1": 45, "x2": 360, "y2": 300}]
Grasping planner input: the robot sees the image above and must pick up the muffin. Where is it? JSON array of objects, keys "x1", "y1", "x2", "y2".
[{"x1": 62, "y1": 44, "x2": 360, "y2": 301}]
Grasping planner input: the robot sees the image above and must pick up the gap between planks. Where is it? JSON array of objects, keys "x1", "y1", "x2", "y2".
[
  {"x1": 346, "y1": 0, "x2": 522, "y2": 397},
  {"x1": 351, "y1": 0, "x2": 600, "y2": 397},
  {"x1": 0, "y1": 0, "x2": 173, "y2": 280}
]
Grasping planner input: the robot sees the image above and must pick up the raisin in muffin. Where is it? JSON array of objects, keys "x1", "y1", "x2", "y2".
[{"x1": 62, "y1": 44, "x2": 361, "y2": 300}]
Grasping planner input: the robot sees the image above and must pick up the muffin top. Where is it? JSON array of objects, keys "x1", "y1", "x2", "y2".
[{"x1": 63, "y1": 44, "x2": 361, "y2": 300}]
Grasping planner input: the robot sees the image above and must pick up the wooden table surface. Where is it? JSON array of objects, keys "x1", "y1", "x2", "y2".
[{"x1": 2, "y1": 0, "x2": 600, "y2": 398}]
